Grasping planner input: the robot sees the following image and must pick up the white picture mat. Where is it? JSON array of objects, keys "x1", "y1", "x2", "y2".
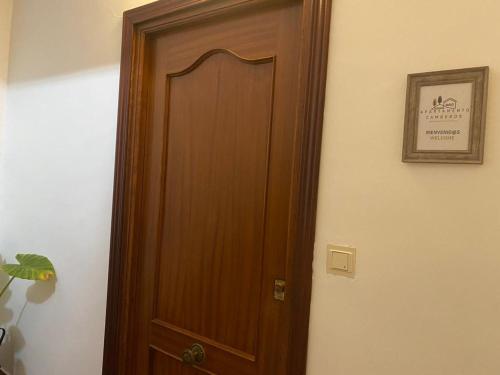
[{"x1": 416, "y1": 82, "x2": 473, "y2": 151}]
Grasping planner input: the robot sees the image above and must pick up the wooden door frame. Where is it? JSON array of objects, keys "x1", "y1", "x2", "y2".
[{"x1": 102, "y1": 0, "x2": 332, "y2": 374}]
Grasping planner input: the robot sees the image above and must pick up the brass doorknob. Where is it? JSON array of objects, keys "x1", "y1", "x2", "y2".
[{"x1": 181, "y1": 343, "x2": 205, "y2": 366}]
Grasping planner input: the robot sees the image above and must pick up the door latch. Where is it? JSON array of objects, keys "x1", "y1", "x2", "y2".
[{"x1": 274, "y1": 279, "x2": 286, "y2": 301}]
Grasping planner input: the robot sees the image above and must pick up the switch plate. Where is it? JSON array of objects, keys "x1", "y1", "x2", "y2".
[{"x1": 327, "y1": 244, "x2": 356, "y2": 277}]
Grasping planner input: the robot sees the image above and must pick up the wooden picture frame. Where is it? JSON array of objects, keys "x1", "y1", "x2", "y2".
[
  {"x1": 402, "y1": 66, "x2": 489, "y2": 163},
  {"x1": 102, "y1": 1, "x2": 332, "y2": 374}
]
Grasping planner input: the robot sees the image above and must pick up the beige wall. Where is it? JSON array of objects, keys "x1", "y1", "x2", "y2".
[
  {"x1": 0, "y1": 0, "x2": 13, "y2": 141},
  {"x1": 2, "y1": 0, "x2": 500, "y2": 374},
  {"x1": 308, "y1": 0, "x2": 500, "y2": 374}
]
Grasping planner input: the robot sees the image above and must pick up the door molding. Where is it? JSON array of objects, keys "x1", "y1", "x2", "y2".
[{"x1": 102, "y1": 0, "x2": 332, "y2": 374}]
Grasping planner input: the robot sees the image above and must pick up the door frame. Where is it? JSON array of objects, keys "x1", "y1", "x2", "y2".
[{"x1": 102, "y1": 0, "x2": 332, "y2": 374}]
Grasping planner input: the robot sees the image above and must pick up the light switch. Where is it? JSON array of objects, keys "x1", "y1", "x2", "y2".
[
  {"x1": 327, "y1": 245, "x2": 356, "y2": 277},
  {"x1": 330, "y1": 251, "x2": 350, "y2": 271}
]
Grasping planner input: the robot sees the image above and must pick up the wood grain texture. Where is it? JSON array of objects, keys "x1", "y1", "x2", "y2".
[
  {"x1": 103, "y1": 0, "x2": 333, "y2": 374},
  {"x1": 155, "y1": 51, "x2": 275, "y2": 355},
  {"x1": 150, "y1": 348, "x2": 213, "y2": 374},
  {"x1": 286, "y1": 2, "x2": 333, "y2": 374}
]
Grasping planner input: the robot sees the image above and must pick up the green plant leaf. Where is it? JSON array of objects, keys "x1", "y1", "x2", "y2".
[{"x1": 2, "y1": 254, "x2": 56, "y2": 281}]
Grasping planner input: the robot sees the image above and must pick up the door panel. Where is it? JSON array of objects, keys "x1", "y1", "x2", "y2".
[
  {"x1": 150, "y1": 348, "x2": 210, "y2": 374},
  {"x1": 154, "y1": 51, "x2": 275, "y2": 357},
  {"x1": 133, "y1": 3, "x2": 302, "y2": 374},
  {"x1": 103, "y1": 0, "x2": 333, "y2": 374}
]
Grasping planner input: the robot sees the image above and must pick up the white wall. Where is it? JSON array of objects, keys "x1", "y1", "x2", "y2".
[
  {"x1": 0, "y1": 1, "x2": 13, "y2": 370},
  {"x1": 0, "y1": 0, "x2": 152, "y2": 374},
  {"x1": 2, "y1": 0, "x2": 500, "y2": 374},
  {"x1": 0, "y1": 0, "x2": 13, "y2": 142},
  {"x1": 308, "y1": 1, "x2": 500, "y2": 374}
]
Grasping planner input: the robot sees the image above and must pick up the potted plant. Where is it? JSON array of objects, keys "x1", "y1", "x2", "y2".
[{"x1": 0, "y1": 254, "x2": 56, "y2": 375}]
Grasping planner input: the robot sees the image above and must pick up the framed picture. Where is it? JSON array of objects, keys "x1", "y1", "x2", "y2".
[{"x1": 402, "y1": 66, "x2": 489, "y2": 163}]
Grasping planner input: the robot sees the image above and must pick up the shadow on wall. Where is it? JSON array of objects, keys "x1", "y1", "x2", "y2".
[
  {"x1": 13, "y1": 361, "x2": 25, "y2": 375},
  {"x1": 0, "y1": 258, "x2": 13, "y2": 374},
  {"x1": 10, "y1": 326, "x2": 25, "y2": 375},
  {"x1": 8, "y1": 0, "x2": 155, "y2": 84},
  {"x1": 25, "y1": 281, "x2": 56, "y2": 305},
  {"x1": 2, "y1": 282, "x2": 56, "y2": 375},
  {"x1": 0, "y1": 257, "x2": 56, "y2": 375}
]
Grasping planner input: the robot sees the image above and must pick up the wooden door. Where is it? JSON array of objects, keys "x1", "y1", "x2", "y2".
[{"x1": 103, "y1": 1, "x2": 332, "y2": 375}]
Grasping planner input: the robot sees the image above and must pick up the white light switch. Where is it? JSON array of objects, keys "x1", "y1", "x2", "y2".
[{"x1": 327, "y1": 245, "x2": 356, "y2": 277}]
